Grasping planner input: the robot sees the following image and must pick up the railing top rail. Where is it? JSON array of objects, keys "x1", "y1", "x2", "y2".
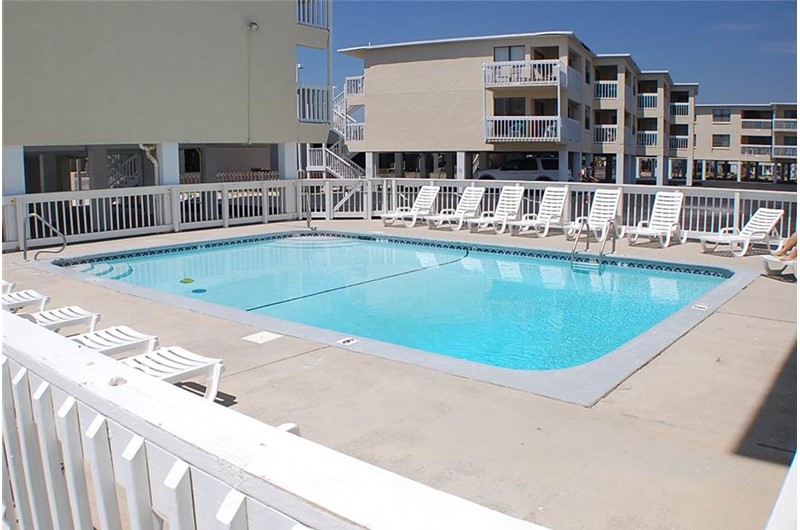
[{"x1": 484, "y1": 59, "x2": 561, "y2": 66}]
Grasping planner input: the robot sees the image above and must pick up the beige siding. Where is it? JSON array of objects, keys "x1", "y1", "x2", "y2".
[{"x1": 3, "y1": 1, "x2": 329, "y2": 146}]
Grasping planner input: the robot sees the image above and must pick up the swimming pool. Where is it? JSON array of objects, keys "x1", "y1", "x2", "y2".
[{"x1": 54, "y1": 231, "x2": 751, "y2": 404}]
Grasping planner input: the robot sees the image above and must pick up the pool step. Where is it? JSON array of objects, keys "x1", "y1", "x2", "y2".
[{"x1": 571, "y1": 259, "x2": 601, "y2": 273}]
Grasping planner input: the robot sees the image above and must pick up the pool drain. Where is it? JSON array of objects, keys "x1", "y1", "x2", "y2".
[{"x1": 337, "y1": 337, "x2": 360, "y2": 346}]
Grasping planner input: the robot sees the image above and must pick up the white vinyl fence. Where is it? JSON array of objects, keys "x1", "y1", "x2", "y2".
[
  {"x1": 2, "y1": 314, "x2": 542, "y2": 530},
  {"x1": 3, "y1": 180, "x2": 797, "y2": 252}
]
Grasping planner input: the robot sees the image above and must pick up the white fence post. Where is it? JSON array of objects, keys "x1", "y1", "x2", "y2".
[
  {"x1": 733, "y1": 191, "x2": 741, "y2": 229},
  {"x1": 262, "y1": 181, "x2": 270, "y2": 224},
  {"x1": 15, "y1": 197, "x2": 27, "y2": 252},
  {"x1": 325, "y1": 180, "x2": 333, "y2": 220},
  {"x1": 170, "y1": 188, "x2": 181, "y2": 232},
  {"x1": 221, "y1": 184, "x2": 230, "y2": 228},
  {"x1": 364, "y1": 180, "x2": 372, "y2": 220}
]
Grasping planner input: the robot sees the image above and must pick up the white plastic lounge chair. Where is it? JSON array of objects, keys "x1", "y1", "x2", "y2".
[
  {"x1": 121, "y1": 345, "x2": 224, "y2": 401},
  {"x1": 699, "y1": 208, "x2": 785, "y2": 257},
  {"x1": 424, "y1": 187, "x2": 485, "y2": 231},
  {"x1": 381, "y1": 185, "x2": 440, "y2": 227},
  {"x1": 509, "y1": 186, "x2": 568, "y2": 237},
  {"x1": 2, "y1": 280, "x2": 14, "y2": 295},
  {"x1": 2, "y1": 290, "x2": 49, "y2": 313},
  {"x1": 467, "y1": 185, "x2": 525, "y2": 234},
  {"x1": 19, "y1": 305, "x2": 100, "y2": 333},
  {"x1": 70, "y1": 326, "x2": 158, "y2": 356},
  {"x1": 762, "y1": 255, "x2": 797, "y2": 278},
  {"x1": 566, "y1": 188, "x2": 622, "y2": 242},
  {"x1": 626, "y1": 191, "x2": 687, "y2": 248}
]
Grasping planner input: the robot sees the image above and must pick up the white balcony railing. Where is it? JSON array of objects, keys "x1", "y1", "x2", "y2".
[
  {"x1": 773, "y1": 119, "x2": 798, "y2": 130},
  {"x1": 483, "y1": 60, "x2": 563, "y2": 88},
  {"x1": 637, "y1": 131, "x2": 659, "y2": 147},
  {"x1": 346, "y1": 122, "x2": 364, "y2": 142},
  {"x1": 741, "y1": 119, "x2": 773, "y2": 130},
  {"x1": 484, "y1": 116, "x2": 560, "y2": 142},
  {"x1": 773, "y1": 146, "x2": 798, "y2": 158},
  {"x1": 669, "y1": 103, "x2": 690, "y2": 116},
  {"x1": 638, "y1": 93, "x2": 658, "y2": 109},
  {"x1": 594, "y1": 81, "x2": 618, "y2": 99},
  {"x1": 296, "y1": 0, "x2": 329, "y2": 28},
  {"x1": 297, "y1": 84, "x2": 330, "y2": 123},
  {"x1": 669, "y1": 136, "x2": 689, "y2": 150},
  {"x1": 345, "y1": 75, "x2": 364, "y2": 96},
  {"x1": 593, "y1": 125, "x2": 617, "y2": 143},
  {"x1": 741, "y1": 145, "x2": 772, "y2": 156}
]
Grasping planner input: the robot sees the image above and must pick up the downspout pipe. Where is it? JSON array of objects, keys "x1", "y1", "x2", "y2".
[{"x1": 139, "y1": 144, "x2": 159, "y2": 183}]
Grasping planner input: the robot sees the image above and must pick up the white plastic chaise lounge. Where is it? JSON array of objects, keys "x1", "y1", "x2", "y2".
[
  {"x1": 70, "y1": 325, "x2": 158, "y2": 356},
  {"x1": 2, "y1": 280, "x2": 14, "y2": 295},
  {"x1": 565, "y1": 188, "x2": 622, "y2": 242},
  {"x1": 762, "y1": 255, "x2": 797, "y2": 278},
  {"x1": 2, "y1": 290, "x2": 49, "y2": 313},
  {"x1": 20, "y1": 305, "x2": 100, "y2": 333},
  {"x1": 626, "y1": 191, "x2": 687, "y2": 248},
  {"x1": 467, "y1": 185, "x2": 525, "y2": 234},
  {"x1": 121, "y1": 345, "x2": 224, "y2": 401},
  {"x1": 509, "y1": 186, "x2": 568, "y2": 237},
  {"x1": 381, "y1": 185, "x2": 441, "y2": 227},
  {"x1": 424, "y1": 186, "x2": 485, "y2": 231},
  {"x1": 699, "y1": 207, "x2": 785, "y2": 257}
]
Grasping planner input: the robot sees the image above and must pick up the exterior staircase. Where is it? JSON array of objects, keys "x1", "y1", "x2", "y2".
[{"x1": 108, "y1": 152, "x2": 142, "y2": 188}]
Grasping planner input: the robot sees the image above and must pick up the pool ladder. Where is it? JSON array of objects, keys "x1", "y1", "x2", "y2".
[
  {"x1": 570, "y1": 218, "x2": 617, "y2": 273},
  {"x1": 23, "y1": 213, "x2": 67, "y2": 261}
]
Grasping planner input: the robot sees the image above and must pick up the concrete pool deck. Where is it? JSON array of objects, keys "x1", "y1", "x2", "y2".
[{"x1": 3, "y1": 219, "x2": 796, "y2": 530}]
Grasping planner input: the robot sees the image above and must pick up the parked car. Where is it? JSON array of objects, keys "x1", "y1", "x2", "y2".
[{"x1": 474, "y1": 157, "x2": 561, "y2": 181}]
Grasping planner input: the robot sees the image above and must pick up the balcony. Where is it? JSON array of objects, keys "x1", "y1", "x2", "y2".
[
  {"x1": 345, "y1": 75, "x2": 364, "y2": 96},
  {"x1": 297, "y1": 84, "x2": 330, "y2": 123},
  {"x1": 638, "y1": 94, "x2": 658, "y2": 109},
  {"x1": 741, "y1": 120, "x2": 772, "y2": 130},
  {"x1": 483, "y1": 60, "x2": 564, "y2": 88},
  {"x1": 637, "y1": 131, "x2": 658, "y2": 147},
  {"x1": 669, "y1": 103, "x2": 690, "y2": 117},
  {"x1": 594, "y1": 81, "x2": 618, "y2": 99},
  {"x1": 741, "y1": 144, "x2": 772, "y2": 156},
  {"x1": 773, "y1": 145, "x2": 798, "y2": 158},
  {"x1": 296, "y1": 0, "x2": 329, "y2": 29},
  {"x1": 484, "y1": 116, "x2": 560, "y2": 142},
  {"x1": 774, "y1": 119, "x2": 798, "y2": 131},
  {"x1": 346, "y1": 122, "x2": 364, "y2": 142},
  {"x1": 593, "y1": 125, "x2": 617, "y2": 143},
  {"x1": 669, "y1": 136, "x2": 689, "y2": 150}
]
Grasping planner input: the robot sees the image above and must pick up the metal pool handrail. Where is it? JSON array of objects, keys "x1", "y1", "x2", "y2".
[{"x1": 24, "y1": 213, "x2": 67, "y2": 261}]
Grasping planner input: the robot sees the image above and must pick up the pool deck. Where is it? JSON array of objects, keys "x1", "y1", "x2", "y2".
[{"x1": 3, "y1": 219, "x2": 797, "y2": 530}]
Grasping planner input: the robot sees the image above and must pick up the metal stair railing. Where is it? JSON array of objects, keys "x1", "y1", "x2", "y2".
[{"x1": 23, "y1": 213, "x2": 67, "y2": 261}]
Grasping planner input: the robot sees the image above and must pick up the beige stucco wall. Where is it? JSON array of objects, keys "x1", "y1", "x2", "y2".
[
  {"x1": 695, "y1": 106, "x2": 774, "y2": 161},
  {"x1": 3, "y1": 1, "x2": 330, "y2": 146}
]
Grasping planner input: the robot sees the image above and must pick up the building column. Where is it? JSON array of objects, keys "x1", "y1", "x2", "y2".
[
  {"x1": 701, "y1": 160, "x2": 707, "y2": 181},
  {"x1": 456, "y1": 152, "x2": 467, "y2": 180},
  {"x1": 686, "y1": 157, "x2": 694, "y2": 186},
  {"x1": 157, "y1": 142, "x2": 180, "y2": 185},
  {"x1": 201, "y1": 147, "x2": 218, "y2": 183},
  {"x1": 87, "y1": 146, "x2": 109, "y2": 190},
  {"x1": 735, "y1": 161, "x2": 743, "y2": 182},
  {"x1": 394, "y1": 152, "x2": 404, "y2": 178},
  {"x1": 654, "y1": 155, "x2": 665, "y2": 186},
  {"x1": 365, "y1": 152, "x2": 378, "y2": 178},
  {"x1": 278, "y1": 142, "x2": 299, "y2": 180},
  {"x1": 570, "y1": 151, "x2": 581, "y2": 182},
  {"x1": 418, "y1": 153, "x2": 430, "y2": 179},
  {"x1": 558, "y1": 150, "x2": 569, "y2": 181},
  {"x1": 3, "y1": 146, "x2": 25, "y2": 196},
  {"x1": 614, "y1": 153, "x2": 624, "y2": 185},
  {"x1": 39, "y1": 153, "x2": 59, "y2": 192}
]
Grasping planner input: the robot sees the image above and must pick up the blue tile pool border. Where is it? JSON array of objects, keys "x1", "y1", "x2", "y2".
[{"x1": 44, "y1": 229, "x2": 757, "y2": 406}]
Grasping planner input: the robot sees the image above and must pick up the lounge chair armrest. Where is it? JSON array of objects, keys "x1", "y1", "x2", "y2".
[
  {"x1": 438, "y1": 208, "x2": 456, "y2": 215},
  {"x1": 520, "y1": 213, "x2": 537, "y2": 221},
  {"x1": 636, "y1": 220, "x2": 649, "y2": 229},
  {"x1": 394, "y1": 206, "x2": 413, "y2": 213},
  {"x1": 748, "y1": 231, "x2": 771, "y2": 239},
  {"x1": 573, "y1": 216, "x2": 588, "y2": 225},
  {"x1": 719, "y1": 227, "x2": 738, "y2": 235},
  {"x1": 479, "y1": 211, "x2": 495, "y2": 218}
]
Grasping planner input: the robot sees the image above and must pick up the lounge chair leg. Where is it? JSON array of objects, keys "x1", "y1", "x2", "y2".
[{"x1": 203, "y1": 363, "x2": 224, "y2": 401}]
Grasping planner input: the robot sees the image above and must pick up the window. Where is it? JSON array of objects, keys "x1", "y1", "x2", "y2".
[
  {"x1": 568, "y1": 49, "x2": 581, "y2": 70},
  {"x1": 494, "y1": 97, "x2": 526, "y2": 116},
  {"x1": 519, "y1": 159, "x2": 538, "y2": 170},
  {"x1": 540, "y1": 159, "x2": 559, "y2": 170},
  {"x1": 785, "y1": 110, "x2": 797, "y2": 119},
  {"x1": 712, "y1": 109, "x2": 731, "y2": 123},
  {"x1": 494, "y1": 45, "x2": 524, "y2": 62},
  {"x1": 567, "y1": 100, "x2": 580, "y2": 120},
  {"x1": 584, "y1": 59, "x2": 591, "y2": 84},
  {"x1": 584, "y1": 106, "x2": 591, "y2": 130},
  {"x1": 712, "y1": 134, "x2": 730, "y2": 147}
]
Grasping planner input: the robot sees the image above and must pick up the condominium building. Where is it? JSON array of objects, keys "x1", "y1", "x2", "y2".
[
  {"x1": 337, "y1": 32, "x2": 796, "y2": 186},
  {"x1": 3, "y1": 0, "x2": 332, "y2": 195}
]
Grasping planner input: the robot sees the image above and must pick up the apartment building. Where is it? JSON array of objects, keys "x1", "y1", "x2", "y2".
[
  {"x1": 337, "y1": 32, "x2": 796, "y2": 186},
  {"x1": 3, "y1": 0, "x2": 332, "y2": 195}
]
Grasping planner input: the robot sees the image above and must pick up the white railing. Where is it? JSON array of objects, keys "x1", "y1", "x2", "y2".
[
  {"x1": 638, "y1": 93, "x2": 657, "y2": 109},
  {"x1": 296, "y1": 0, "x2": 328, "y2": 29},
  {"x1": 483, "y1": 60, "x2": 563, "y2": 87},
  {"x1": 484, "y1": 116, "x2": 560, "y2": 142},
  {"x1": 741, "y1": 119, "x2": 772, "y2": 129},
  {"x1": 346, "y1": 122, "x2": 364, "y2": 142},
  {"x1": 669, "y1": 136, "x2": 689, "y2": 150},
  {"x1": 179, "y1": 171, "x2": 280, "y2": 185},
  {"x1": 773, "y1": 118, "x2": 797, "y2": 130},
  {"x1": 637, "y1": 131, "x2": 659, "y2": 147},
  {"x1": 108, "y1": 153, "x2": 142, "y2": 188},
  {"x1": 670, "y1": 103, "x2": 690, "y2": 116},
  {"x1": 741, "y1": 145, "x2": 772, "y2": 156},
  {"x1": 773, "y1": 146, "x2": 798, "y2": 158},
  {"x1": 307, "y1": 147, "x2": 366, "y2": 179},
  {"x1": 345, "y1": 75, "x2": 364, "y2": 96},
  {"x1": 593, "y1": 125, "x2": 617, "y2": 143},
  {"x1": 2, "y1": 314, "x2": 543, "y2": 530},
  {"x1": 594, "y1": 80, "x2": 618, "y2": 99},
  {"x1": 297, "y1": 84, "x2": 330, "y2": 123}
]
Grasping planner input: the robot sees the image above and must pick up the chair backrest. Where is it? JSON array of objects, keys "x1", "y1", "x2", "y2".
[
  {"x1": 587, "y1": 188, "x2": 621, "y2": 227},
  {"x1": 454, "y1": 187, "x2": 486, "y2": 216},
  {"x1": 536, "y1": 187, "x2": 568, "y2": 221},
  {"x1": 495, "y1": 186, "x2": 525, "y2": 217},
  {"x1": 740, "y1": 208, "x2": 784, "y2": 237},
  {"x1": 647, "y1": 191, "x2": 684, "y2": 231},
  {"x1": 411, "y1": 185, "x2": 440, "y2": 213}
]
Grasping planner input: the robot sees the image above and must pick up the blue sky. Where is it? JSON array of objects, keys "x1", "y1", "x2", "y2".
[{"x1": 301, "y1": 1, "x2": 797, "y2": 103}]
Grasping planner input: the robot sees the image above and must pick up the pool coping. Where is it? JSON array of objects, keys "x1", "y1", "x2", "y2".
[{"x1": 37, "y1": 229, "x2": 761, "y2": 406}]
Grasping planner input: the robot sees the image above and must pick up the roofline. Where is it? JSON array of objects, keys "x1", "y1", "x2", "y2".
[
  {"x1": 641, "y1": 70, "x2": 669, "y2": 74},
  {"x1": 696, "y1": 103, "x2": 776, "y2": 107},
  {"x1": 338, "y1": 31, "x2": 578, "y2": 54},
  {"x1": 673, "y1": 82, "x2": 700, "y2": 86},
  {"x1": 595, "y1": 53, "x2": 631, "y2": 58}
]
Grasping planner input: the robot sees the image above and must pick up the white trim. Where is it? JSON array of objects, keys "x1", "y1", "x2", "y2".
[{"x1": 338, "y1": 31, "x2": 575, "y2": 53}]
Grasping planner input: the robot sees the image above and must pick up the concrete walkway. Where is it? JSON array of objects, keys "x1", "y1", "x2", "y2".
[{"x1": 3, "y1": 220, "x2": 796, "y2": 530}]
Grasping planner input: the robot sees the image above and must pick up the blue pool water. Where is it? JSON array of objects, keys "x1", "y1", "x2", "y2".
[{"x1": 66, "y1": 235, "x2": 727, "y2": 370}]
